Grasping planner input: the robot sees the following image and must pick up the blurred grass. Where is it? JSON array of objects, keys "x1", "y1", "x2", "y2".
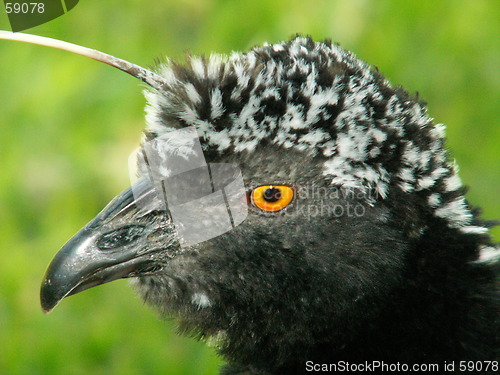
[{"x1": 0, "y1": 0, "x2": 498, "y2": 374}]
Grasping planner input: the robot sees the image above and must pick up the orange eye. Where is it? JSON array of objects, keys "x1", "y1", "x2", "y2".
[{"x1": 251, "y1": 185, "x2": 294, "y2": 212}]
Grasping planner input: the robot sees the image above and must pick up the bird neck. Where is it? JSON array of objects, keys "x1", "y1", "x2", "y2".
[{"x1": 216, "y1": 223, "x2": 497, "y2": 373}]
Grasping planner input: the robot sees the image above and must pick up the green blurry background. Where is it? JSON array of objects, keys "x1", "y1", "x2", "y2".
[{"x1": 0, "y1": 0, "x2": 498, "y2": 374}]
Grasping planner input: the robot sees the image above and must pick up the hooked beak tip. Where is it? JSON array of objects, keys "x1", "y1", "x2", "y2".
[{"x1": 40, "y1": 278, "x2": 63, "y2": 313}]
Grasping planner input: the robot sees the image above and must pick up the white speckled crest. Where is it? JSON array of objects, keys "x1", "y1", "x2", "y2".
[{"x1": 142, "y1": 36, "x2": 488, "y2": 236}]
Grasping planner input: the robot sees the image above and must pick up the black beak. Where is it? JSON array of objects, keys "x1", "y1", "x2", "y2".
[{"x1": 40, "y1": 179, "x2": 167, "y2": 313}]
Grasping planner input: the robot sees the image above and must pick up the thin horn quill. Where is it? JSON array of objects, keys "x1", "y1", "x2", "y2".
[{"x1": 0, "y1": 30, "x2": 166, "y2": 90}]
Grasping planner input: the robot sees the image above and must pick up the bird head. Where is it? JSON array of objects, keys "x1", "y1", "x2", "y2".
[{"x1": 35, "y1": 36, "x2": 493, "y2": 368}]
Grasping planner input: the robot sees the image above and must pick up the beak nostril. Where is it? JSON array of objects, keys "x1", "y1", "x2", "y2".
[{"x1": 96, "y1": 225, "x2": 145, "y2": 251}]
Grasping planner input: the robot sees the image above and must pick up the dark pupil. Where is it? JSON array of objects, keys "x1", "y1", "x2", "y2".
[{"x1": 263, "y1": 187, "x2": 281, "y2": 202}]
